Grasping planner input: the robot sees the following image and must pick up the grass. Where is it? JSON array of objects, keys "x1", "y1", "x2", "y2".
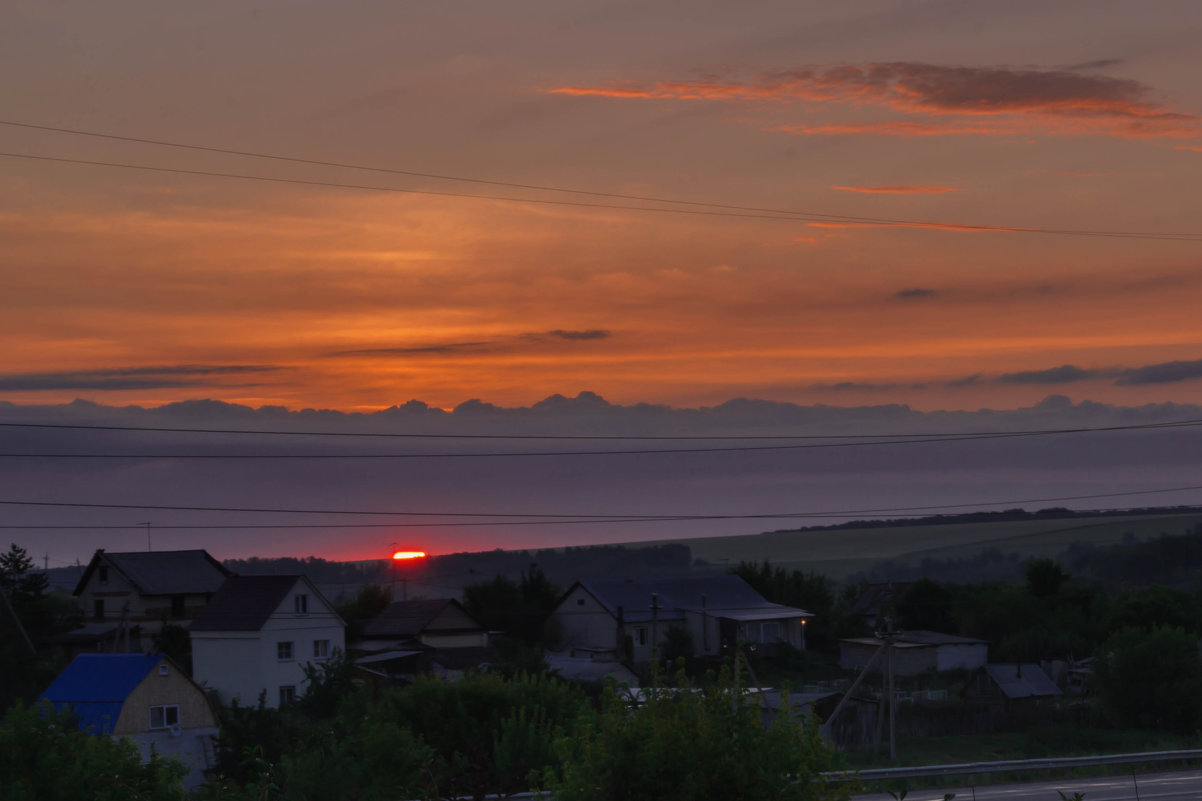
[{"x1": 624, "y1": 511, "x2": 1202, "y2": 580}]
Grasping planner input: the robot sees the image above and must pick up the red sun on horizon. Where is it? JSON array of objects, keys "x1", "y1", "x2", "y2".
[{"x1": 392, "y1": 550, "x2": 428, "y2": 560}]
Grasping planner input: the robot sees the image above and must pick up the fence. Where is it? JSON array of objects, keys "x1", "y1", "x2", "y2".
[{"x1": 822, "y1": 748, "x2": 1202, "y2": 786}]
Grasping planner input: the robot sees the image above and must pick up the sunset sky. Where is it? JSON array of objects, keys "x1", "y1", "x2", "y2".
[
  {"x1": 4, "y1": 0, "x2": 1202, "y2": 412},
  {"x1": 4, "y1": 2, "x2": 1202, "y2": 567}
]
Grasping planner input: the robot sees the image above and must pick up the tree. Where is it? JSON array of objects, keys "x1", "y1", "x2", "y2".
[
  {"x1": 1094, "y1": 625, "x2": 1202, "y2": 732},
  {"x1": 895, "y1": 579, "x2": 954, "y2": 632},
  {"x1": 550, "y1": 667, "x2": 848, "y2": 801},
  {"x1": 0, "y1": 703, "x2": 188, "y2": 801},
  {"x1": 463, "y1": 564, "x2": 562, "y2": 646},
  {"x1": 661, "y1": 624, "x2": 695, "y2": 667},
  {"x1": 385, "y1": 671, "x2": 591, "y2": 801},
  {"x1": 0, "y1": 545, "x2": 48, "y2": 607},
  {"x1": 335, "y1": 584, "x2": 392, "y2": 642},
  {"x1": 1025, "y1": 558, "x2": 1069, "y2": 599}
]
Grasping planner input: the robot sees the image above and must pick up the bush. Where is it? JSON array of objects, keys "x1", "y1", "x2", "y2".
[
  {"x1": 551, "y1": 667, "x2": 848, "y2": 801},
  {"x1": 0, "y1": 703, "x2": 187, "y2": 801}
]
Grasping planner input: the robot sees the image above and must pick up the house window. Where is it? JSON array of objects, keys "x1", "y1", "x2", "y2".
[
  {"x1": 93, "y1": 599, "x2": 105, "y2": 621},
  {"x1": 634, "y1": 627, "x2": 648, "y2": 646},
  {"x1": 279, "y1": 686, "x2": 296, "y2": 706},
  {"x1": 149, "y1": 705, "x2": 180, "y2": 730},
  {"x1": 277, "y1": 641, "x2": 294, "y2": 661},
  {"x1": 313, "y1": 639, "x2": 330, "y2": 659},
  {"x1": 294, "y1": 594, "x2": 308, "y2": 614},
  {"x1": 760, "y1": 622, "x2": 780, "y2": 643},
  {"x1": 170, "y1": 595, "x2": 186, "y2": 618},
  {"x1": 98, "y1": 566, "x2": 109, "y2": 585}
]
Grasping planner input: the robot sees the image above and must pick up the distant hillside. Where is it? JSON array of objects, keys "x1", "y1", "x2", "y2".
[
  {"x1": 627, "y1": 506, "x2": 1202, "y2": 582},
  {"x1": 38, "y1": 505, "x2": 1202, "y2": 597}
]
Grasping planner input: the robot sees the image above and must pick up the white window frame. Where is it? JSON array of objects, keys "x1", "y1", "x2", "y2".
[
  {"x1": 149, "y1": 704, "x2": 180, "y2": 730},
  {"x1": 294, "y1": 594, "x2": 309, "y2": 614},
  {"x1": 634, "y1": 627, "x2": 648, "y2": 646},
  {"x1": 279, "y1": 686, "x2": 296, "y2": 706},
  {"x1": 313, "y1": 639, "x2": 330, "y2": 659},
  {"x1": 277, "y1": 641, "x2": 294, "y2": 661}
]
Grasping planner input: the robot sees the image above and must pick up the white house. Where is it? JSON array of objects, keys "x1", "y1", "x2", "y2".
[
  {"x1": 189, "y1": 575, "x2": 345, "y2": 708},
  {"x1": 549, "y1": 575, "x2": 813, "y2": 664}
]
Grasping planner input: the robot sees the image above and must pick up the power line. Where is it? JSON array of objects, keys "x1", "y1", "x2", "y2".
[
  {"x1": 0, "y1": 152, "x2": 855, "y2": 224},
  {"x1": 0, "y1": 421, "x2": 1194, "y2": 459},
  {"x1": 3, "y1": 148, "x2": 1202, "y2": 242},
  {"x1": 3, "y1": 484, "x2": 1201, "y2": 528},
  {"x1": 7, "y1": 119, "x2": 1202, "y2": 241},
  {"x1": 2, "y1": 417, "x2": 1199, "y2": 440},
  {"x1": 0, "y1": 119, "x2": 874, "y2": 220}
]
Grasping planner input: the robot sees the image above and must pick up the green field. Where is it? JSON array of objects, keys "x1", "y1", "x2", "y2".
[{"x1": 625, "y1": 511, "x2": 1202, "y2": 580}]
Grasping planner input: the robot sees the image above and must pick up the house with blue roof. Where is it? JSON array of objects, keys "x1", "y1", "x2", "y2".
[{"x1": 39, "y1": 652, "x2": 218, "y2": 788}]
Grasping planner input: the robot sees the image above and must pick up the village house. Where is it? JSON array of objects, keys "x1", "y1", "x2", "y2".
[
  {"x1": 38, "y1": 652, "x2": 218, "y2": 788},
  {"x1": 352, "y1": 598, "x2": 490, "y2": 675},
  {"x1": 839, "y1": 630, "x2": 989, "y2": 676},
  {"x1": 549, "y1": 574, "x2": 813, "y2": 664},
  {"x1": 189, "y1": 575, "x2": 345, "y2": 708},
  {"x1": 71, "y1": 549, "x2": 233, "y2": 653}
]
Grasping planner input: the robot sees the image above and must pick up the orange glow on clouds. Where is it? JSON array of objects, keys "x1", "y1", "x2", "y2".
[
  {"x1": 831, "y1": 185, "x2": 958, "y2": 194},
  {"x1": 392, "y1": 551, "x2": 427, "y2": 560},
  {"x1": 551, "y1": 62, "x2": 1202, "y2": 141}
]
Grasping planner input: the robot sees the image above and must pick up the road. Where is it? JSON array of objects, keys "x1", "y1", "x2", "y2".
[{"x1": 851, "y1": 767, "x2": 1202, "y2": 801}]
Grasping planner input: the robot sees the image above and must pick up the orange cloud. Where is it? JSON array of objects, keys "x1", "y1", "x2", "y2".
[
  {"x1": 552, "y1": 63, "x2": 1202, "y2": 140},
  {"x1": 806, "y1": 221, "x2": 1024, "y2": 234},
  {"x1": 779, "y1": 121, "x2": 1021, "y2": 137},
  {"x1": 831, "y1": 185, "x2": 958, "y2": 194}
]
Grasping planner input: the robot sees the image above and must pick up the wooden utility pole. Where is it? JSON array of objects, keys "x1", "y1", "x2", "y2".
[
  {"x1": 821, "y1": 643, "x2": 886, "y2": 740},
  {"x1": 0, "y1": 587, "x2": 35, "y2": 656},
  {"x1": 649, "y1": 592, "x2": 661, "y2": 660}
]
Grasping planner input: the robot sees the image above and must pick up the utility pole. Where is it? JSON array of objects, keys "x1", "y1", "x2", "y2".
[
  {"x1": 878, "y1": 616, "x2": 899, "y2": 761},
  {"x1": 141, "y1": 521, "x2": 152, "y2": 552},
  {"x1": 649, "y1": 592, "x2": 661, "y2": 660},
  {"x1": 0, "y1": 587, "x2": 35, "y2": 656},
  {"x1": 821, "y1": 642, "x2": 886, "y2": 741}
]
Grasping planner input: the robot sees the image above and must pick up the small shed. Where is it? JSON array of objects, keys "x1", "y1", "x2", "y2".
[
  {"x1": 839, "y1": 630, "x2": 988, "y2": 676},
  {"x1": 967, "y1": 663, "x2": 1062, "y2": 713},
  {"x1": 38, "y1": 653, "x2": 218, "y2": 788}
]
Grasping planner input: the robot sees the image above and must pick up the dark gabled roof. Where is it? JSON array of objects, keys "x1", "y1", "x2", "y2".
[
  {"x1": 361, "y1": 598, "x2": 483, "y2": 639},
  {"x1": 571, "y1": 575, "x2": 811, "y2": 624},
  {"x1": 983, "y1": 663, "x2": 1062, "y2": 699},
  {"x1": 188, "y1": 575, "x2": 301, "y2": 632},
  {"x1": 73, "y1": 549, "x2": 232, "y2": 597},
  {"x1": 39, "y1": 653, "x2": 161, "y2": 733},
  {"x1": 844, "y1": 582, "x2": 914, "y2": 617}
]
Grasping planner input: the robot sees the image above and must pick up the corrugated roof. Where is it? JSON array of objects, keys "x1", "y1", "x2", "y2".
[
  {"x1": 362, "y1": 598, "x2": 482, "y2": 638},
  {"x1": 188, "y1": 575, "x2": 299, "y2": 631},
  {"x1": 74, "y1": 549, "x2": 231, "y2": 596},
  {"x1": 38, "y1": 653, "x2": 161, "y2": 733},
  {"x1": 899, "y1": 630, "x2": 988, "y2": 646},
  {"x1": 840, "y1": 630, "x2": 989, "y2": 648},
  {"x1": 983, "y1": 663, "x2": 1062, "y2": 699},
  {"x1": 575, "y1": 575, "x2": 811, "y2": 623}
]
